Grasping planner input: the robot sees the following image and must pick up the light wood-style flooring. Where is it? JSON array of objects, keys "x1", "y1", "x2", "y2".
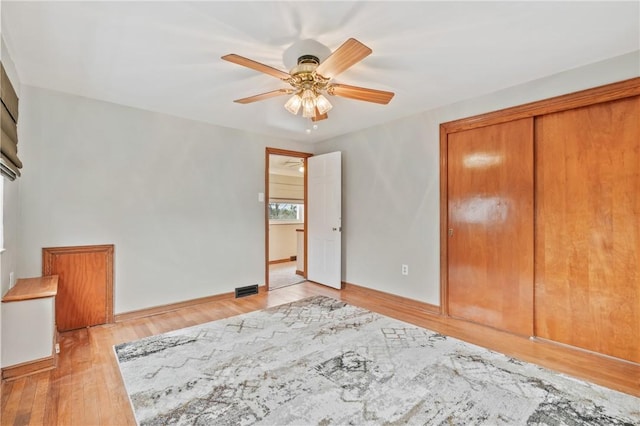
[{"x1": 2, "y1": 282, "x2": 638, "y2": 425}]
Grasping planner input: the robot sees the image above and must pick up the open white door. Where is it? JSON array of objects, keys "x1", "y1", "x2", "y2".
[{"x1": 307, "y1": 151, "x2": 342, "y2": 289}]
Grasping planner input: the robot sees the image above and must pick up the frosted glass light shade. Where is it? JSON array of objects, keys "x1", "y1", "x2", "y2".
[
  {"x1": 284, "y1": 94, "x2": 302, "y2": 115},
  {"x1": 301, "y1": 89, "x2": 316, "y2": 118},
  {"x1": 315, "y1": 94, "x2": 333, "y2": 114}
]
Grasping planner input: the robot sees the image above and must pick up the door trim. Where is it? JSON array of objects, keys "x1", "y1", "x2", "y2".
[{"x1": 265, "y1": 148, "x2": 313, "y2": 290}]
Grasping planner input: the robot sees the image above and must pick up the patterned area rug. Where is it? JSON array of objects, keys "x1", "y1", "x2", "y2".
[{"x1": 114, "y1": 296, "x2": 640, "y2": 425}]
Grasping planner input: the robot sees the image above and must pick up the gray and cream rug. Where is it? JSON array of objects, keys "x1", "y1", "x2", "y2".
[{"x1": 114, "y1": 296, "x2": 640, "y2": 425}]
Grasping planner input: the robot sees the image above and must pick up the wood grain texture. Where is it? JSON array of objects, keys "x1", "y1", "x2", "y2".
[
  {"x1": 2, "y1": 281, "x2": 638, "y2": 426},
  {"x1": 43, "y1": 245, "x2": 114, "y2": 332},
  {"x1": 315, "y1": 38, "x2": 372, "y2": 79},
  {"x1": 534, "y1": 96, "x2": 640, "y2": 363},
  {"x1": 447, "y1": 118, "x2": 534, "y2": 336},
  {"x1": 220, "y1": 54, "x2": 290, "y2": 80},
  {"x1": 441, "y1": 77, "x2": 640, "y2": 134},
  {"x1": 439, "y1": 127, "x2": 450, "y2": 312},
  {"x1": 2, "y1": 276, "x2": 58, "y2": 302},
  {"x1": 343, "y1": 281, "x2": 441, "y2": 315},
  {"x1": 234, "y1": 88, "x2": 291, "y2": 104},
  {"x1": 114, "y1": 286, "x2": 266, "y2": 323},
  {"x1": 1, "y1": 356, "x2": 57, "y2": 381},
  {"x1": 269, "y1": 258, "x2": 292, "y2": 265},
  {"x1": 327, "y1": 84, "x2": 394, "y2": 104}
]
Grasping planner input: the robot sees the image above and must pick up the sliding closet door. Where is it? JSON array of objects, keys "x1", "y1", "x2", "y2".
[
  {"x1": 447, "y1": 118, "x2": 534, "y2": 336},
  {"x1": 535, "y1": 96, "x2": 640, "y2": 363}
]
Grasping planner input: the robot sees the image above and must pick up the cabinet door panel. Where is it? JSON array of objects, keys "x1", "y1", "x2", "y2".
[
  {"x1": 43, "y1": 245, "x2": 114, "y2": 332},
  {"x1": 447, "y1": 118, "x2": 534, "y2": 336},
  {"x1": 535, "y1": 96, "x2": 640, "y2": 363}
]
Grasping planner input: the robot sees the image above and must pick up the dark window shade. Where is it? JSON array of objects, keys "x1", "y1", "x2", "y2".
[
  {"x1": 0, "y1": 63, "x2": 18, "y2": 120},
  {"x1": 1, "y1": 153, "x2": 20, "y2": 177},
  {"x1": 1, "y1": 61, "x2": 21, "y2": 179}
]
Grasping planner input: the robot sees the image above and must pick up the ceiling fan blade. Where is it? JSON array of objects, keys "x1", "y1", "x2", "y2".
[
  {"x1": 312, "y1": 108, "x2": 328, "y2": 122},
  {"x1": 315, "y1": 38, "x2": 372, "y2": 79},
  {"x1": 234, "y1": 89, "x2": 292, "y2": 104},
  {"x1": 221, "y1": 54, "x2": 291, "y2": 80},
  {"x1": 328, "y1": 84, "x2": 394, "y2": 105}
]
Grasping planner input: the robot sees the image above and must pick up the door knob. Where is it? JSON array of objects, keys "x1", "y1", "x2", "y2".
[{"x1": 448, "y1": 228, "x2": 454, "y2": 237}]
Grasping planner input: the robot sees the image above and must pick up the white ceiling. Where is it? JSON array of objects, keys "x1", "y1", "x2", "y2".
[
  {"x1": 270, "y1": 154, "x2": 305, "y2": 177},
  {"x1": 2, "y1": 1, "x2": 638, "y2": 143}
]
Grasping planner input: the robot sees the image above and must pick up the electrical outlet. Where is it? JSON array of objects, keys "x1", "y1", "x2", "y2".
[
  {"x1": 401, "y1": 264, "x2": 409, "y2": 276},
  {"x1": 9, "y1": 272, "x2": 15, "y2": 288}
]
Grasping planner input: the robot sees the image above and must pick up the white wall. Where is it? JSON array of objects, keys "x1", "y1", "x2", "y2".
[
  {"x1": 1, "y1": 179, "x2": 18, "y2": 292},
  {"x1": 1, "y1": 34, "x2": 21, "y2": 297},
  {"x1": 1, "y1": 297, "x2": 54, "y2": 367},
  {"x1": 314, "y1": 51, "x2": 640, "y2": 306},
  {"x1": 10, "y1": 51, "x2": 640, "y2": 314},
  {"x1": 1, "y1": 31, "x2": 23, "y2": 369},
  {"x1": 269, "y1": 223, "x2": 300, "y2": 262},
  {"x1": 17, "y1": 86, "x2": 306, "y2": 313}
]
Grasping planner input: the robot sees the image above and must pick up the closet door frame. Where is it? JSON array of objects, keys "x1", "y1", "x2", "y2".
[{"x1": 439, "y1": 77, "x2": 640, "y2": 316}]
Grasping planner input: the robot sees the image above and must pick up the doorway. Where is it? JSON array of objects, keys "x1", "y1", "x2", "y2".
[{"x1": 265, "y1": 148, "x2": 312, "y2": 290}]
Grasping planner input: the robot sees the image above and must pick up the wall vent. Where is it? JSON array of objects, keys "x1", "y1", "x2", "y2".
[{"x1": 235, "y1": 284, "x2": 259, "y2": 298}]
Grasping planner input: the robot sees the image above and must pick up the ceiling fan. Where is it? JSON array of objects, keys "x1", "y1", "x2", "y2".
[
  {"x1": 283, "y1": 158, "x2": 305, "y2": 173},
  {"x1": 283, "y1": 158, "x2": 304, "y2": 167},
  {"x1": 222, "y1": 38, "x2": 394, "y2": 122}
]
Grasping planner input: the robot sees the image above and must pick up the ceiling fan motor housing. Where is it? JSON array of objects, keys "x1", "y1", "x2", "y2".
[
  {"x1": 297, "y1": 55, "x2": 319, "y2": 65},
  {"x1": 290, "y1": 55, "x2": 329, "y2": 91}
]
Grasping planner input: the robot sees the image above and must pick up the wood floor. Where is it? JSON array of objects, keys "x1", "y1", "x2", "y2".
[{"x1": 2, "y1": 282, "x2": 639, "y2": 425}]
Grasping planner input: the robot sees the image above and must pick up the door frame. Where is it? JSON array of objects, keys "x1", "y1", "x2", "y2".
[{"x1": 265, "y1": 147, "x2": 313, "y2": 290}]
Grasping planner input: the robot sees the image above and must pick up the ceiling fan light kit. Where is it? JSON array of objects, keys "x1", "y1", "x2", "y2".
[
  {"x1": 222, "y1": 38, "x2": 394, "y2": 123},
  {"x1": 315, "y1": 94, "x2": 333, "y2": 115},
  {"x1": 284, "y1": 93, "x2": 302, "y2": 115},
  {"x1": 286, "y1": 54, "x2": 333, "y2": 118}
]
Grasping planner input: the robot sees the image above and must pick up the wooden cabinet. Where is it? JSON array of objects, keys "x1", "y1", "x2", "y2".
[
  {"x1": 1, "y1": 276, "x2": 58, "y2": 379},
  {"x1": 441, "y1": 77, "x2": 640, "y2": 364},
  {"x1": 43, "y1": 244, "x2": 114, "y2": 332}
]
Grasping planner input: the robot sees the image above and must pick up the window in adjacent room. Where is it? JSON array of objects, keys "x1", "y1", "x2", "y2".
[{"x1": 268, "y1": 202, "x2": 304, "y2": 222}]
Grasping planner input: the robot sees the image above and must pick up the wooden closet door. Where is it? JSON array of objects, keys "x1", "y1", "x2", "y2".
[
  {"x1": 447, "y1": 118, "x2": 534, "y2": 336},
  {"x1": 43, "y1": 245, "x2": 114, "y2": 332},
  {"x1": 535, "y1": 96, "x2": 640, "y2": 363}
]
